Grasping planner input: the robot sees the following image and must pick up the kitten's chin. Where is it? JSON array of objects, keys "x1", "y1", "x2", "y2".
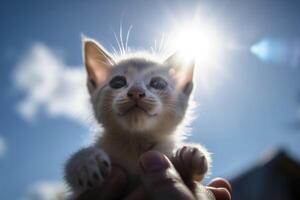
[
  {"x1": 116, "y1": 105, "x2": 158, "y2": 117},
  {"x1": 115, "y1": 109, "x2": 159, "y2": 133}
]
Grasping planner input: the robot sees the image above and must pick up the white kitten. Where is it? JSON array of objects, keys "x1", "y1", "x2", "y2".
[{"x1": 64, "y1": 38, "x2": 211, "y2": 199}]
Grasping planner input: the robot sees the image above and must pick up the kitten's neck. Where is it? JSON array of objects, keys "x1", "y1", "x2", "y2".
[
  {"x1": 101, "y1": 129, "x2": 170, "y2": 144},
  {"x1": 102, "y1": 123, "x2": 178, "y2": 141},
  {"x1": 98, "y1": 128, "x2": 178, "y2": 155},
  {"x1": 96, "y1": 128, "x2": 180, "y2": 174}
]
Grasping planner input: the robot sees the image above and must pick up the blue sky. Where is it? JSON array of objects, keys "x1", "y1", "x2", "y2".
[{"x1": 1, "y1": 0, "x2": 300, "y2": 199}]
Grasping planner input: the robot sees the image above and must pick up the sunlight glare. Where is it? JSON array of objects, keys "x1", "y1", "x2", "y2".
[
  {"x1": 168, "y1": 22, "x2": 223, "y2": 64},
  {"x1": 165, "y1": 20, "x2": 227, "y2": 94}
]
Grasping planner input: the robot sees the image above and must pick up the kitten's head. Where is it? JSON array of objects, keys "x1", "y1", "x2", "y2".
[{"x1": 83, "y1": 38, "x2": 194, "y2": 137}]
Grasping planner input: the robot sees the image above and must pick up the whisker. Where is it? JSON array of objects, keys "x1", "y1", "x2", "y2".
[
  {"x1": 116, "y1": 99, "x2": 130, "y2": 104},
  {"x1": 125, "y1": 25, "x2": 133, "y2": 52},
  {"x1": 150, "y1": 47, "x2": 154, "y2": 54},
  {"x1": 110, "y1": 44, "x2": 119, "y2": 57},
  {"x1": 113, "y1": 31, "x2": 122, "y2": 55},
  {"x1": 144, "y1": 99, "x2": 157, "y2": 105},
  {"x1": 159, "y1": 33, "x2": 165, "y2": 53},
  {"x1": 119, "y1": 23, "x2": 125, "y2": 55}
]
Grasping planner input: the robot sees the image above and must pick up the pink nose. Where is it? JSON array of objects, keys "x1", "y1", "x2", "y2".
[{"x1": 127, "y1": 86, "x2": 146, "y2": 100}]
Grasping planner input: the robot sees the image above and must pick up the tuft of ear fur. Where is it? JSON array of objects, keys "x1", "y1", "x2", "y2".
[
  {"x1": 165, "y1": 52, "x2": 195, "y2": 95},
  {"x1": 82, "y1": 36, "x2": 115, "y2": 93}
]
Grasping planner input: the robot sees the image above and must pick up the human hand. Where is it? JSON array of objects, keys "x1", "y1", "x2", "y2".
[
  {"x1": 125, "y1": 151, "x2": 231, "y2": 200},
  {"x1": 76, "y1": 151, "x2": 231, "y2": 200}
]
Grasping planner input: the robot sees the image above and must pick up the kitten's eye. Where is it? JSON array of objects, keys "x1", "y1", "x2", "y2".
[
  {"x1": 149, "y1": 77, "x2": 168, "y2": 90},
  {"x1": 109, "y1": 76, "x2": 127, "y2": 89}
]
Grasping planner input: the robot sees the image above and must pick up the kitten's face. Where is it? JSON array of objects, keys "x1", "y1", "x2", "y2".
[
  {"x1": 95, "y1": 59, "x2": 189, "y2": 133},
  {"x1": 84, "y1": 39, "x2": 194, "y2": 135}
]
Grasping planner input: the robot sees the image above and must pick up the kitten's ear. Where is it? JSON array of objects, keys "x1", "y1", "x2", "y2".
[
  {"x1": 83, "y1": 37, "x2": 115, "y2": 93},
  {"x1": 164, "y1": 52, "x2": 195, "y2": 95}
]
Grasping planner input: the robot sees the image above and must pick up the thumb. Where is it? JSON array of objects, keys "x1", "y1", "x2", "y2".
[{"x1": 138, "y1": 151, "x2": 196, "y2": 200}]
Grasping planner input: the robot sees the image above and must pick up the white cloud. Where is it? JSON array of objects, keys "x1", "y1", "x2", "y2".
[
  {"x1": 23, "y1": 181, "x2": 67, "y2": 200},
  {"x1": 0, "y1": 135, "x2": 7, "y2": 158},
  {"x1": 13, "y1": 43, "x2": 95, "y2": 125}
]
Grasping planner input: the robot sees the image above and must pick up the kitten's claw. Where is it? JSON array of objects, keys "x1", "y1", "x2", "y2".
[
  {"x1": 174, "y1": 146, "x2": 209, "y2": 182},
  {"x1": 65, "y1": 147, "x2": 111, "y2": 196}
]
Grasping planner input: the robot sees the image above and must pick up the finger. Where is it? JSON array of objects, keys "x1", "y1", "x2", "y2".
[
  {"x1": 138, "y1": 151, "x2": 196, "y2": 200},
  {"x1": 77, "y1": 165, "x2": 127, "y2": 200},
  {"x1": 123, "y1": 186, "x2": 146, "y2": 200},
  {"x1": 207, "y1": 178, "x2": 232, "y2": 193},
  {"x1": 207, "y1": 187, "x2": 231, "y2": 200}
]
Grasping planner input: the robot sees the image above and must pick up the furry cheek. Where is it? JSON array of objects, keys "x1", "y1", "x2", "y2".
[
  {"x1": 93, "y1": 89, "x2": 117, "y2": 123},
  {"x1": 143, "y1": 95, "x2": 163, "y2": 116},
  {"x1": 112, "y1": 96, "x2": 130, "y2": 115},
  {"x1": 161, "y1": 93, "x2": 187, "y2": 124}
]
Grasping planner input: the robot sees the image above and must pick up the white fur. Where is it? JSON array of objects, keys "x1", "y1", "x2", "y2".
[
  {"x1": 64, "y1": 37, "x2": 211, "y2": 198},
  {"x1": 64, "y1": 147, "x2": 111, "y2": 199}
]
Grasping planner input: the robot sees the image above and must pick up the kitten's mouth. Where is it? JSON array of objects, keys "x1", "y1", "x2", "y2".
[{"x1": 117, "y1": 104, "x2": 157, "y2": 117}]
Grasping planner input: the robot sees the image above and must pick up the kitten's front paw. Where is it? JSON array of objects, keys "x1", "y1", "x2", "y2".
[
  {"x1": 65, "y1": 147, "x2": 111, "y2": 195},
  {"x1": 173, "y1": 146, "x2": 209, "y2": 182}
]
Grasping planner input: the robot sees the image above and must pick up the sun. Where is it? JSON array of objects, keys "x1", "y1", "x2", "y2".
[
  {"x1": 164, "y1": 19, "x2": 227, "y2": 94},
  {"x1": 167, "y1": 22, "x2": 223, "y2": 64}
]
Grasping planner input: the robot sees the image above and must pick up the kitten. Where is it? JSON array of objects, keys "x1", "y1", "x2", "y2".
[{"x1": 64, "y1": 37, "x2": 211, "y2": 199}]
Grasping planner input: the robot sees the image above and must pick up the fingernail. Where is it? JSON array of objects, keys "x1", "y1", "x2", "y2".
[
  {"x1": 192, "y1": 153, "x2": 208, "y2": 174},
  {"x1": 139, "y1": 151, "x2": 170, "y2": 173}
]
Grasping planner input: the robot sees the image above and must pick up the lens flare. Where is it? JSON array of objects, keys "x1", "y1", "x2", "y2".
[{"x1": 251, "y1": 38, "x2": 300, "y2": 67}]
